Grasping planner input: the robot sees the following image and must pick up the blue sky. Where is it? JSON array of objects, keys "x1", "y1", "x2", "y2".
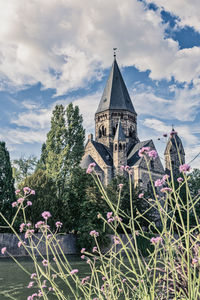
[{"x1": 0, "y1": 0, "x2": 200, "y2": 169}]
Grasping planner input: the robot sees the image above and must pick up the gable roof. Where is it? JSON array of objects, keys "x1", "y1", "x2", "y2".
[
  {"x1": 96, "y1": 58, "x2": 136, "y2": 114},
  {"x1": 91, "y1": 140, "x2": 113, "y2": 166},
  {"x1": 80, "y1": 155, "x2": 103, "y2": 173},
  {"x1": 127, "y1": 140, "x2": 152, "y2": 166}
]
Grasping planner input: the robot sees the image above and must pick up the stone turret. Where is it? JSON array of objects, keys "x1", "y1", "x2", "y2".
[
  {"x1": 95, "y1": 57, "x2": 139, "y2": 151},
  {"x1": 164, "y1": 129, "x2": 185, "y2": 177},
  {"x1": 113, "y1": 120, "x2": 127, "y2": 176}
]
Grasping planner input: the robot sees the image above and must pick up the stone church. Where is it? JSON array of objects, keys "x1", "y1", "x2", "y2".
[{"x1": 81, "y1": 56, "x2": 185, "y2": 188}]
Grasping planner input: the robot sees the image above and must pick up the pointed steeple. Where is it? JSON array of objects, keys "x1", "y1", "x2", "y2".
[
  {"x1": 164, "y1": 128, "x2": 185, "y2": 176},
  {"x1": 96, "y1": 59, "x2": 136, "y2": 114},
  {"x1": 114, "y1": 120, "x2": 126, "y2": 142}
]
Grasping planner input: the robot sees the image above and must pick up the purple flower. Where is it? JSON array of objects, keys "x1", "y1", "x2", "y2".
[
  {"x1": 155, "y1": 179, "x2": 163, "y2": 187},
  {"x1": 138, "y1": 147, "x2": 150, "y2": 157},
  {"x1": 192, "y1": 258, "x2": 198, "y2": 264},
  {"x1": 86, "y1": 162, "x2": 96, "y2": 174},
  {"x1": 160, "y1": 187, "x2": 173, "y2": 193},
  {"x1": 15, "y1": 189, "x2": 20, "y2": 195},
  {"x1": 138, "y1": 193, "x2": 144, "y2": 199},
  {"x1": 30, "y1": 190, "x2": 35, "y2": 195},
  {"x1": 113, "y1": 236, "x2": 121, "y2": 244},
  {"x1": 125, "y1": 165, "x2": 130, "y2": 171},
  {"x1": 115, "y1": 216, "x2": 122, "y2": 222},
  {"x1": 107, "y1": 212, "x2": 113, "y2": 219},
  {"x1": 18, "y1": 241, "x2": 23, "y2": 248},
  {"x1": 1, "y1": 247, "x2": 6, "y2": 254},
  {"x1": 20, "y1": 223, "x2": 26, "y2": 232},
  {"x1": 42, "y1": 211, "x2": 51, "y2": 220},
  {"x1": 108, "y1": 217, "x2": 114, "y2": 223},
  {"x1": 148, "y1": 150, "x2": 158, "y2": 159},
  {"x1": 27, "y1": 201, "x2": 32, "y2": 206},
  {"x1": 162, "y1": 174, "x2": 169, "y2": 182},
  {"x1": 90, "y1": 230, "x2": 99, "y2": 237},
  {"x1": 177, "y1": 177, "x2": 183, "y2": 183},
  {"x1": 12, "y1": 202, "x2": 18, "y2": 208},
  {"x1": 120, "y1": 165, "x2": 125, "y2": 171},
  {"x1": 179, "y1": 164, "x2": 190, "y2": 173},
  {"x1": 23, "y1": 187, "x2": 31, "y2": 194},
  {"x1": 30, "y1": 273, "x2": 37, "y2": 279},
  {"x1": 35, "y1": 221, "x2": 45, "y2": 228},
  {"x1": 92, "y1": 246, "x2": 97, "y2": 253},
  {"x1": 150, "y1": 236, "x2": 163, "y2": 244},
  {"x1": 70, "y1": 269, "x2": 78, "y2": 275},
  {"x1": 81, "y1": 248, "x2": 86, "y2": 253},
  {"x1": 25, "y1": 229, "x2": 34, "y2": 239},
  {"x1": 42, "y1": 259, "x2": 48, "y2": 267},
  {"x1": 17, "y1": 198, "x2": 24, "y2": 204},
  {"x1": 118, "y1": 183, "x2": 123, "y2": 189},
  {"x1": 56, "y1": 221, "x2": 63, "y2": 228},
  {"x1": 27, "y1": 281, "x2": 34, "y2": 288},
  {"x1": 81, "y1": 255, "x2": 85, "y2": 259}
]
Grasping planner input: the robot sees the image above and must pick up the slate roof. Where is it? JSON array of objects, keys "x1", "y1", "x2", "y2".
[
  {"x1": 127, "y1": 140, "x2": 152, "y2": 166},
  {"x1": 96, "y1": 58, "x2": 136, "y2": 114},
  {"x1": 114, "y1": 120, "x2": 126, "y2": 142},
  {"x1": 164, "y1": 132, "x2": 185, "y2": 155},
  {"x1": 80, "y1": 155, "x2": 103, "y2": 173},
  {"x1": 91, "y1": 140, "x2": 113, "y2": 166}
]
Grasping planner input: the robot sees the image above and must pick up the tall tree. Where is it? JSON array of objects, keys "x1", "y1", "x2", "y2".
[
  {"x1": 44, "y1": 103, "x2": 85, "y2": 197},
  {"x1": 0, "y1": 141, "x2": 16, "y2": 229}
]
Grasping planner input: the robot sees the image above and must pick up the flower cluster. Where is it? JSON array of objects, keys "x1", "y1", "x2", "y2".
[
  {"x1": 179, "y1": 164, "x2": 190, "y2": 173},
  {"x1": 138, "y1": 147, "x2": 158, "y2": 160},
  {"x1": 86, "y1": 162, "x2": 96, "y2": 174},
  {"x1": 41, "y1": 211, "x2": 51, "y2": 220},
  {"x1": 90, "y1": 230, "x2": 99, "y2": 238},
  {"x1": 150, "y1": 236, "x2": 163, "y2": 245}
]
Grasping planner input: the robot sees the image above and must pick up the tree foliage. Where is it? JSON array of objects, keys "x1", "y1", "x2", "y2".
[
  {"x1": 22, "y1": 169, "x2": 60, "y2": 230},
  {"x1": 12, "y1": 155, "x2": 37, "y2": 185},
  {"x1": 0, "y1": 141, "x2": 16, "y2": 230}
]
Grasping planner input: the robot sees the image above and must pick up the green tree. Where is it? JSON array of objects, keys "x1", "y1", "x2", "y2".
[
  {"x1": 188, "y1": 168, "x2": 200, "y2": 198},
  {"x1": 44, "y1": 103, "x2": 85, "y2": 198},
  {"x1": 0, "y1": 141, "x2": 16, "y2": 230},
  {"x1": 106, "y1": 175, "x2": 155, "y2": 231},
  {"x1": 22, "y1": 169, "x2": 60, "y2": 230},
  {"x1": 12, "y1": 155, "x2": 37, "y2": 185}
]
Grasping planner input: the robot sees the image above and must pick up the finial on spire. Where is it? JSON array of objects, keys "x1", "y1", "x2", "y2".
[
  {"x1": 172, "y1": 124, "x2": 175, "y2": 131},
  {"x1": 113, "y1": 48, "x2": 117, "y2": 59}
]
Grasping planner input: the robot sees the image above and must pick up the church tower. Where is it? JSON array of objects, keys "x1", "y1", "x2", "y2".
[
  {"x1": 113, "y1": 120, "x2": 127, "y2": 175},
  {"x1": 95, "y1": 56, "x2": 139, "y2": 152},
  {"x1": 164, "y1": 129, "x2": 185, "y2": 177}
]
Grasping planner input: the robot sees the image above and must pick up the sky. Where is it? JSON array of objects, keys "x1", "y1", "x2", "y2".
[{"x1": 0, "y1": 0, "x2": 200, "y2": 169}]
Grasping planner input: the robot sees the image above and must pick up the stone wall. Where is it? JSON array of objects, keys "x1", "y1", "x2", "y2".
[{"x1": 0, "y1": 233, "x2": 77, "y2": 257}]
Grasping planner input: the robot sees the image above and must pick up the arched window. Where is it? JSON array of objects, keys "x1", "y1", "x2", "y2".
[
  {"x1": 99, "y1": 129, "x2": 102, "y2": 138},
  {"x1": 115, "y1": 144, "x2": 117, "y2": 151},
  {"x1": 113, "y1": 127, "x2": 116, "y2": 136},
  {"x1": 121, "y1": 113, "x2": 124, "y2": 119},
  {"x1": 119, "y1": 143, "x2": 122, "y2": 151},
  {"x1": 104, "y1": 128, "x2": 106, "y2": 136},
  {"x1": 123, "y1": 144, "x2": 125, "y2": 150},
  {"x1": 102, "y1": 126, "x2": 105, "y2": 136}
]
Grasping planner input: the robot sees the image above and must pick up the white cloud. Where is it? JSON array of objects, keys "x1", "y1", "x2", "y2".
[
  {"x1": 0, "y1": 0, "x2": 200, "y2": 95},
  {"x1": 145, "y1": 0, "x2": 200, "y2": 32}
]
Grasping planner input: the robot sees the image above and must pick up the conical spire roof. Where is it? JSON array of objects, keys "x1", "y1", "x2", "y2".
[
  {"x1": 96, "y1": 58, "x2": 136, "y2": 114},
  {"x1": 114, "y1": 120, "x2": 126, "y2": 142},
  {"x1": 164, "y1": 129, "x2": 185, "y2": 155}
]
